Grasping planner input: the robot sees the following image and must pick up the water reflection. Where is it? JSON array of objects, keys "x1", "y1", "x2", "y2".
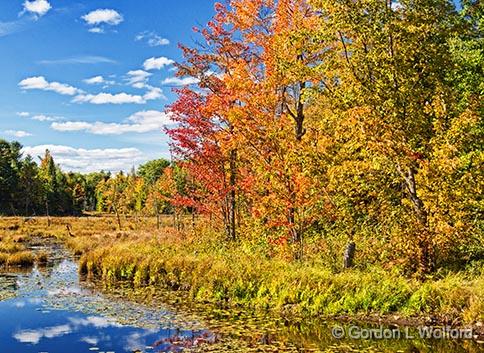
[
  {"x1": 0, "y1": 250, "x2": 208, "y2": 353},
  {"x1": 0, "y1": 247, "x2": 482, "y2": 352}
]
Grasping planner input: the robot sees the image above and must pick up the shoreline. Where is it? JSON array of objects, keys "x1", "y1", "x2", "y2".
[{"x1": 1, "y1": 216, "x2": 483, "y2": 345}]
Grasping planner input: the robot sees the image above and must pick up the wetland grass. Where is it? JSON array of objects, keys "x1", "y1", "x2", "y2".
[
  {"x1": 0, "y1": 216, "x2": 483, "y2": 328},
  {"x1": 5, "y1": 251, "x2": 35, "y2": 267}
]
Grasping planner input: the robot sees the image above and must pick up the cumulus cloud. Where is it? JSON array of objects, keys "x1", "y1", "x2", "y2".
[
  {"x1": 82, "y1": 9, "x2": 123, "y2": 26},
  {"x1": 32, "y1": 114, "x2": 63, "y2": 122},
  {"x1": 4, "y1": 130, "x2": 32, "y2": 138},
  {"x1": 14, "y1": 324, "x2": 71, "y2": 345},
  {"x1": 73, "y1": 92, "x2": 143, "y2": 104},
  {"x1": 19, "y1": 74, "x2": 161, "y2": 104},
  {"x1": 88, "y1": 27, "x2": 104, "y2": 34},
  {"x1": 126, "y1": 70, "x2": 152, "y2": 88},
  {"x1": 135, "y1": 31, "x2": 170, "y2": 47},
  {"x1": 83, "y1": 75, "x2": 115, "y2": 86},
  {"x1": 80, "y1": 336, "x2": 99, "y2": 345},
  {"x1": 50, "y1": 121, "x2": 92, "y2": 131},
  {"x1": 162, "y1": 76, "x2": 200, "y2": 86},
  {"x1": 22, "y1": 0, "x2": 52, "y2": 18},
  {"x1": 16, "y1": 112, "x2": 63, "y2": 122},
  {"x1": 143, "y1": 56, "x2": 175, "y2": 71},
  {"x1": 19, "y1": 76, "x2": 82, "y2": 96},
  {"x1": 69, "y1": 316, "x2": 122, "y2": 329},
  {"x1": 83, "y1": 76, "x2": 105, "y2": 84},
  {"x1": 21, "y1": 145, "x2": 145, "y2": 173},
  {"x1": 125, "y1": 329, "x2": 159, "y2": 352},
  {"x1": 13, "y1": 316, "x2": 123, "y2": 345},
  {"x1": 73, "y1": 86, "x2": 164, "y2": 105},
  {"x1": 143, "y1": 86, "x2": 164, "y2": 100},
  {"x1": 51, "y1": 110, "x2": 172, "y2": 135}
]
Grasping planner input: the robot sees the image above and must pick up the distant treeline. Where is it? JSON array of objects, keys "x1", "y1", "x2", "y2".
[{"x1": 0, "y1": 139, "x2": 181, "y2": 217}]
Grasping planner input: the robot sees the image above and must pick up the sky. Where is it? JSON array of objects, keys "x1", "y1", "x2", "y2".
[{"x1": 0, "y1": 0, "x2": 216, "y2": 173}]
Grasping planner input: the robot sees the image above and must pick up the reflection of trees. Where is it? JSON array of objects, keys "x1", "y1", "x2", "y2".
[
  {"x1": 280, "y1": 319, "x2": 482, "y2": 353},
  {"x1": 153, "y1": 305, "x2": 483, "y2": 353},
  {"x1": 153, "y1": 329, "x2": 217, "y2": 351}
]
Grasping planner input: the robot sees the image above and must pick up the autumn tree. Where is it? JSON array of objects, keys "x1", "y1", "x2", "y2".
[
  {"x1": 167, "y1": 1, "x2": 274, "y2": 240},
  {"x1": 306, "y1": 0, "x2": 483, "y2": 273}
]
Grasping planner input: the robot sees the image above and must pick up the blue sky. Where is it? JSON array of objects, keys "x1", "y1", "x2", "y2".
[{"x1": 0, "y1": 0, "x2": 215, "y2": 173}]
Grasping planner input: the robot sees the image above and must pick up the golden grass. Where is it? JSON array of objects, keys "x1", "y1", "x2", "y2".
[
  {"x1": 0, "y1": 252, "x2": 7, "y2": 265},
  {"x1": 0, "y1": 215, "x2": 482, "y2": 325},
  {"x1": 5, "y1": 251, "x2": 35, "y2": 267},
  {"x1": 36, "y1": 251, "x2": 49, "y2": 265}
]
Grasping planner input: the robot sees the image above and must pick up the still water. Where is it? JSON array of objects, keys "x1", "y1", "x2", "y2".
[
  {"x1": 0, "y1": 257, "x2": 211, "y2": 352},
  {"x1": 0, "y1": 245, "x2": 481, "y2": 352}
]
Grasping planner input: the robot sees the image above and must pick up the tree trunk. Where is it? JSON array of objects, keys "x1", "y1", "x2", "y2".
[
  {"x1": 113, "y1": 204, "x2": 122, "y2": 230},
  {"x1": 156, "y1": 203, "x2": 160, "y2": 230},
  {"x1": 295, "y1": 81, "x2": 306, "y2": 141},
  {"x1": 287, "y1": 177, "x2": 303, "y2": 260},
  {"x1": 45, "y1": 199, "x2": 51, "y2": 227},
  {"x1": 343, "y1": 242, "x2": 356, "y2": 269},
  {"x1": 398, "y1": 165, "x2": 434, "y2": 274},
  {"x1": 228, "y1": 149, "x2": 237, "y2": 241}
]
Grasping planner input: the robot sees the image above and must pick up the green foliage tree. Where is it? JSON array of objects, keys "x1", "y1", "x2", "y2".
[
  {"x1": 0, "y1": 140, "x2": 21, "y2": 214},
  {"x1": 137, "y1": 158, "x2": 170, "y2": 185}
]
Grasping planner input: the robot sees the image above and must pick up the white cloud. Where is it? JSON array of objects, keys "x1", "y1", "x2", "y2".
[
  {"x1": 38, "y1": 56, "x2": 116, "y2": 65},
  {"x1": 51, "y1": 110, "x2": 172, "y2": 135},
  {"x1": 135, "y1": 31, "x2": 170, "y2": 47},
  {"x1": 73, "y1": 92, "x2": 144, "y2": 105},
  {"x1": 19, "y1": 76, "x2": 82, "y2": 96},
  {"x1": 80, "y1": 336, "x2": 99, "y2": 345},
  {"x1": 32, "y1": 114, "x2": 63, "y2": 122},
  {"x1": 83, "y1": 76, "x2": 115, "y2": 87},
  {"x1": 162, "y1": 77, "x2": 199, "y2": 86},
  {"x1": 19, "y1": 74, "x2": 161, "y2": 104},
  {"x1": 143, "y1": 56, "x2": 174, "y2": 71},
  {"x1": 14, "y1": 324, "x2": 71, "y2": 345},
  {"x1": 126, "y1": 70, "x2": 152, "y2": 88},
  {"x1": 143, "y1": 86, "x2": 164, "y2": 100},
  {"x1": 22, "y1": 0, "x2": 51, "y2": 18},
  {"x1": 73, "y1": 86, "x2": 164, "y2": 105},
  {"x1": 22, "y1": 145, "x2": 145, "y2": 173},
  {"x1": 83, "y1": 76, "x2": 104, "y2": 84},
  {"x1": 51, "y1": 121, "x2": 92, "y2": 131},
  {"x1": 14, "y1": 330, "x2": 43, "y2": 345},
  {"x1": 4, "y1": 130, "x2": 32, "y2": 137},
  {"x1": 82, "y1": 9, "x2": 123, "y2": 26},
  {"x1": 125, "y1": 330, "x2": 159, "y2": 352},
  {"x1": 0, "y1": 20, "x2": 23, "y2": 37},
  {"x1": 17, "y1": 112, "x2": 30, "y2": 117},
  {"x1": 88, "y1": 27, "x2": 104, "y2": 34},
  {"x1": 70, "y1": 316, "x2": 122, "y2": 328}
]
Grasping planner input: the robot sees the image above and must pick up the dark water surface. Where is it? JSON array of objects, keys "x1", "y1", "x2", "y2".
[{"x1": 0, "y1": 245, "x2": 481, "y2": 352}]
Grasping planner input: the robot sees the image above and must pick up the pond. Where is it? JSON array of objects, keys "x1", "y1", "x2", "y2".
[{"x1": 0, "y1": 243, "x2": 481, "y2": 352}]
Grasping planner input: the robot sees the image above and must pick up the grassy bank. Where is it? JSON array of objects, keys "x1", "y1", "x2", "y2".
[
  {"x1": 1, "y1": 216, "x2": 482, "y2": 328},
  {"x1": 0, "y1": 222, "x2": 37, "y2": 268},
  {"x1": 74, "y1": 223, "x2": 483, "y2": 327}
]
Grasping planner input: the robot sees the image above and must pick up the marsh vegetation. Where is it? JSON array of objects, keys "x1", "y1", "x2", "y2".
[
  {"x1": 0, "y1": 216, "x2": 482, "y2": 352},
  {"x1": 0, "y1": 0, "x2": 483, "y2": 351}
]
